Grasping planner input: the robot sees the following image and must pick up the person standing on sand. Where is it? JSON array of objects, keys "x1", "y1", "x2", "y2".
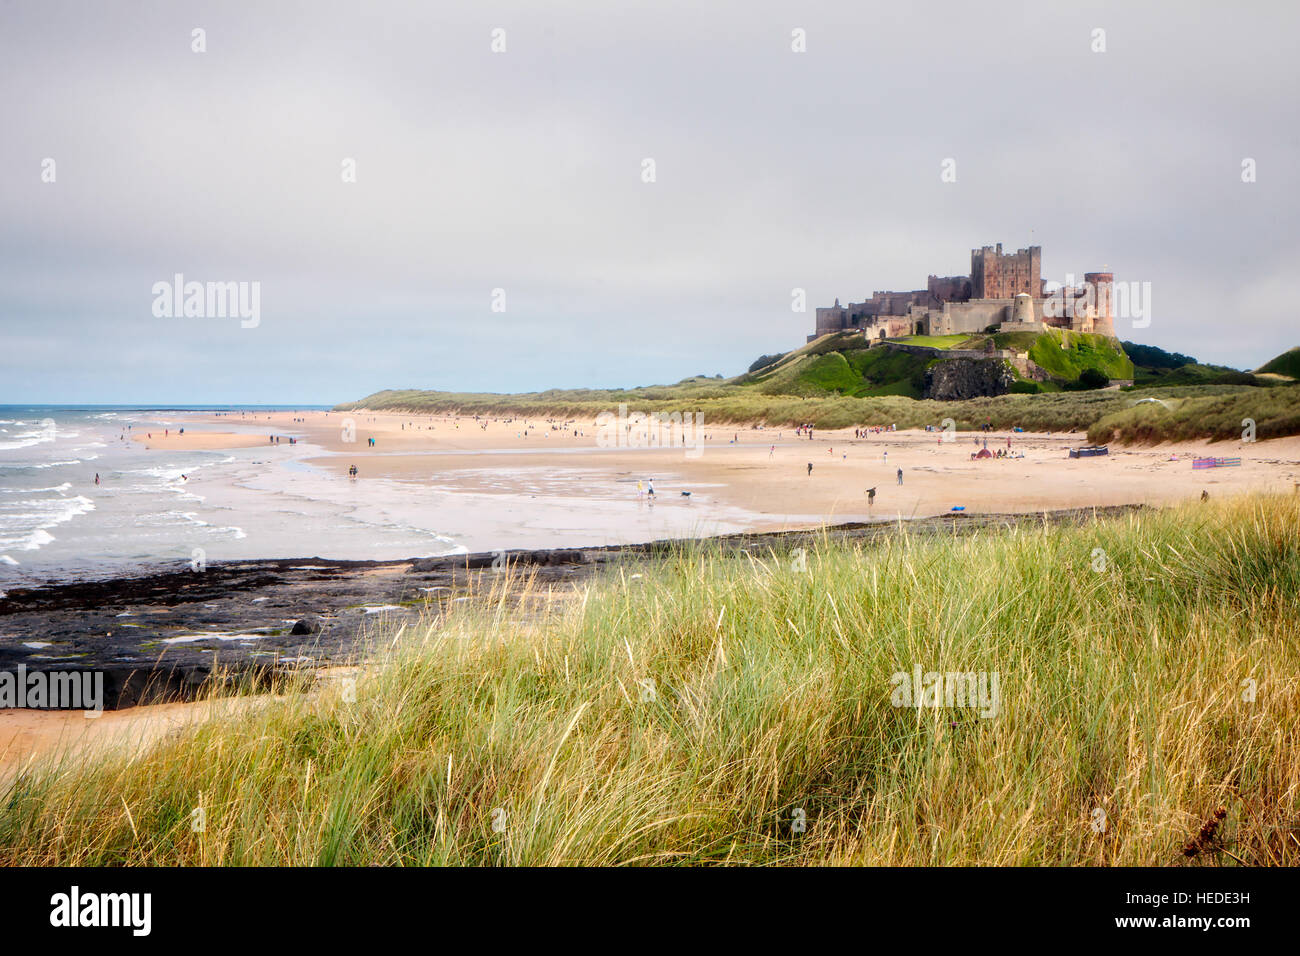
[
  {"x1": 897, "y1": 468, "x2": 903, "y2": 485},
  {"x1": 866, "y1": 487, "x2": 876, "y2": 506},
  {"x1": 637, "y1": 479, "x2": 644, "y2": 499},
  {"x1": 94, "y1": 473, "x2": 100, "y2": 486},
  {"x1": 770, "y1": 445, "x2": 775, "y2": 459},
  {"x1": 807, "y1": 462, "x2": 813, "y2": 476},
  {"x1": 647, "y1": 479, "x2": 655, "y2": 498}
]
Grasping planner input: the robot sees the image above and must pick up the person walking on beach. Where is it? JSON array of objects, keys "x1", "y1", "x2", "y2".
[
  {"x1": 637, "y1": 479, "x2": 644, "y2": 499},
  {"x1": 94, "y1": 473, "x2": 100, "y2": 486},
  {"x1": 897, "y1": 468, "x2": 903, "y2": 485},
  {"x1": 866, "y1": 487, "x2": 876, "y2": 507},
  {"x1": 807, "y1": 462, "x2": 813, "y2": 476},
  {"x1": 769, "y1": 445, "x2": 775, "y2": 459},
  {"x1": 647, "y1": 479, "x2": 655, "y2": 498}
]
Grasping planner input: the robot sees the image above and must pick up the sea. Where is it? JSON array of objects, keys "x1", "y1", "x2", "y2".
[
  {"x1": 0, "y1": 405, "x2": 468, "y2": 586},
  {"x1": 0, "y1": 406, "x2": 767, "y2": 588}
]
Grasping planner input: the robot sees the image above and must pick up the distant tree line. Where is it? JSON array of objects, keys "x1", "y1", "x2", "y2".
[{"x1": 1122, "y1": 341, "x2": 1199, "y2": 370}]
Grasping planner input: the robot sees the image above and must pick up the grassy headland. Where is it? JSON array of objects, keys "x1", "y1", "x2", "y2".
[
  {"x1": 338, "y1": 334, "x2": 1298, "y2": 443},
  {"x1": 3, "y1": 494, "x2": 1297, "y2": 865},
  {"x1": 1257, "y1": 347, "x2": 1300, "y2": 381}
]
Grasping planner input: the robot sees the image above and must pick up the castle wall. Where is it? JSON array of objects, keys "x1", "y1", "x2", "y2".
[
  {"x1": 861, "y1": 290, "x2": 931, "y2": 316},
  {"x1": 929, "y1": 300, "x2": 1011, "y2": 335},
  {"x1": 813, "y1": 305, "x2": 850, "y2": 337},
  {"x1": 927, "y1": 275, "x2": 972, "y2": 301}
]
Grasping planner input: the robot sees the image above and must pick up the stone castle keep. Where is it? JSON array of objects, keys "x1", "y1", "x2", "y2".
[{"x1": 811, "y1": 243, "x2": 1115, "y2": 342}]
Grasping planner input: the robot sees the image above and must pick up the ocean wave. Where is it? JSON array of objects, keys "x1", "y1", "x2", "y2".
[
  {"x1": 0, "y1": 527, "x2": 56, "y2": 552},
  {"x1": 0, "y1": 494, "x2": 93, "y2": 520},
  {"x1": 0, "y1": 482, "x2": 72, "y2": 494},
  {"x1": 131, "y1": 466, "x2": 190, "y2": 480},
  {"x1": 0, "y1": 435, "x2": 53, "y2": 452},
  {"x1": 0, "y1": 495, "x2": 94, "y2": 553}
]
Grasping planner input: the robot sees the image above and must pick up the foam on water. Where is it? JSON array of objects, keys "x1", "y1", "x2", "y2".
[{"x1": 0, "y1": 406, "x2": 767, "y2": 585}]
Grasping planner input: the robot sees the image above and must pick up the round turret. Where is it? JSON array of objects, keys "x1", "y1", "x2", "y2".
[
  {"x1": 1083, "y1": 273, "x2": 1114, "y2": 335},
  {"x1": 1011, "y1": 292, "x2": 1034, "y2": 325}
]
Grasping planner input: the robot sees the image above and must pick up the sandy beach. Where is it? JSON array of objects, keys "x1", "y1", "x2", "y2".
[
  {"x1": 166, "y1": 409, "x2": 1300, "y2": 527},
  {"x1": 0, "y1": 695, "x2": 266, "y2": 783},
  {"x1": 131, "y1": 430, "x2": 270, "y2": 451}
]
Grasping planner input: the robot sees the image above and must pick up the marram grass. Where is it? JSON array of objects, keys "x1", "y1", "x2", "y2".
[{"x1": 3, "y1": 494, "x2": 1298, "y2": 866}]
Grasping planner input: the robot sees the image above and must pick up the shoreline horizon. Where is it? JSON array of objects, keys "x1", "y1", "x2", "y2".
[{"x1": 4, "y1": 405, "x2": 1299, "y2": 587}]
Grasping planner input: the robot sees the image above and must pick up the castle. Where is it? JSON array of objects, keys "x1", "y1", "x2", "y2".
[{"x1": 810, "y1": 243, "x2": 1115, "y2": 343}]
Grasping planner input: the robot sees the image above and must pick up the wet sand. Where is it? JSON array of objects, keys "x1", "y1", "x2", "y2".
[
  {"x1": 130, "y1": 430, "x2": 270, "y2": 451},
  {"x1": 167, "y1": 409, "x2": 1300, "y2": 525}
]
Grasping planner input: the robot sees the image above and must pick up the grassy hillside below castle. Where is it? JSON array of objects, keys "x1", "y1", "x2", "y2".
[
  {"x1": 338, "y1": 338, "x2": 1300, "y2": 444},
  {"x1": 739, "y1": 328, "x2": 1133, "y2": 398}
]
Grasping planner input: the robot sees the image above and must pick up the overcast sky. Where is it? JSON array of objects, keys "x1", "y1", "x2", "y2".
[{"x1": 1, "y1": 0, "x2": 1296, "y2": 404}]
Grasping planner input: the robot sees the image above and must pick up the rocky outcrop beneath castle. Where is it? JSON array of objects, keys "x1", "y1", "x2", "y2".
[{"x1": 923, "y1": 358, "x2": 1016, "y2": 400}]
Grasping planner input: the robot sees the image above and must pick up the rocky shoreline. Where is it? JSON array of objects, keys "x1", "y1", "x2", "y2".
[{"x1": 0, "y1": 505, "x2": 1143, "y2": 708}]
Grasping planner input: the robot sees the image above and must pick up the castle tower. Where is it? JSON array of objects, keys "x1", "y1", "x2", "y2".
[
  {"x1": 971, "y1": 243, "x2": 1042, "y2": 299},
  {"x1": 1084, "y1": 272, "x2": 1114, "y2": 336}
]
